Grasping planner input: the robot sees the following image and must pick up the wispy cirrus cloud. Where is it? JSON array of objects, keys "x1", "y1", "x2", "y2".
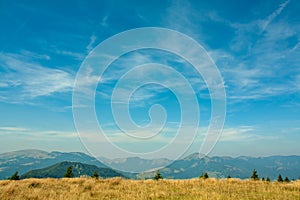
[
  {"x1": 86, "y1": 14, "x2": 111, "y2": 54},
  {"x1": 55, "y1": 50, "x2": 85, "y2": 61},
  {"x1": 206, "y1": 1, "x2": 299, "y2": 102},
  {"x1": 226, "y1": 23, "x2": 299, "y2": 101},
  {"x1": 164, "y1": 0, "x2": 299, "y2": 103},
  {"x1": 260, "y1": 0, "x2": 290, "y2": 32},
  {"x1": 0, "y1": 52, "x2": 74, "y2": 103},
  {"x1": 86, "y1": 34, "x2": 97, "y2": 53},
  {"x1": 19, "y1": 50, "x2": 51, "y2": 61},
  {"x1": 92, "y1": 49, "x2": 210, "y2": 109},
  {"x1": 0, "y1": 127, "x2": 28, "y2": 131},
  {"x1": 0, "y1": 126, "x2": 77, "y2": 139},
  {"x1": 218, "y1": 126, "x2": 279, "y2": 142},
  {"x1": 82, "y1": 124, "x2": 276, "y2": 145}
]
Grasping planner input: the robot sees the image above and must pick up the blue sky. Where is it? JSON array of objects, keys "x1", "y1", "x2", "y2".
[{"x1": 0, "y1": 0, "x2": 299, "y2": 159}]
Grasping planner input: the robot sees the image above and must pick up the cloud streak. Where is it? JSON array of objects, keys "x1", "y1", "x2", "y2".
[
  {"x1": 0, "y1": 126, "x2": 77, "y2": 139},
  {"x1": 0, "y1": 52, "x2": 74, "y2": 103},
  {"x1": 86, "y1": 34, "x2": 97, "y2": 53},
  {"x1": 260, "y1": 0, "x2": 290, "y2": 32},
  {"x1": 208, "y1": 1, "x2": 299, "y2": 102},
  {"x1": 0, "y1": 127, "x2": 28, "y2": 131}
]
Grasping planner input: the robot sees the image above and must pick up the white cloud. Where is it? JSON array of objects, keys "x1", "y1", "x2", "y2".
[
  {"x1": 0, "y1": 82, "x2": 9, "y2": 88},
  {"x1": 78, "y1": 124, "x2": 277, "y2": 149},
  {"x1": 227, "y1": 27, "x2": 298, "y2": 100},
  {"x1": 19, "y1": 50, "x2": 51, "y2": 60},
  {"x1": 0, "y1": 127, "x2": 28, "y2": 131},
  {"x1": 0, "y1": 52, "x2": 74, "y2": 102},
  {"x1": 194, "y1": 126, "x2": 278, "y2": 142},
  {"x1": 164, "y1": 1, "x2": 201, "y2": 39},
  {"x1": 100, "y1": 15, "x2": 108, "y2": 27},
  {"x1": 219, "y1": 126, "x2": 255, "y2": 141},
  {"x1": 77, "y1": 0, "x2": 299, "y2": 109},
  {"x1": 0, "y1": 126, "x2": 78, "y2": 139},
  {"x1": 260, "y1": 0, "x2": 290, "y2": 32},
  {"x1": 213, "y1": 2, "x2": 299, "y2": 102},
  {"x1": 55, "y1": 50, "x2": 85, "y2": 60},
  {"x1": 90, "y1": 51, "x2": 202, "y2": 106},
  {"x1": 39, "y1": 130, "x2": 78, "y2": 138},
  {"x1": 86, "y1": 34, "x2": 97, "y2": 53}
]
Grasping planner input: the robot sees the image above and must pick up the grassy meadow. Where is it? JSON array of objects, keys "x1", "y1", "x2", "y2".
[{"x1": 0, "y1": 178, "x2": 300, "y2": 200}]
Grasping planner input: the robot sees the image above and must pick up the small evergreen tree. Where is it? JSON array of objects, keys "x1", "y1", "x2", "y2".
[
  {"x1": 250, "y1": 169, "x2": 259, "y2": 180},
  {"x1": 284, "y1": 176, "x2": 290, "y2": 183},
  {"x1": 199, "y1": 172, "x2": 209, "y2": 179},
  {"x1": 261, "y1": 177, "x2": 265, "y2": 181},
  {"x1": 266, "y1": 177, "x2": 271, "y2": 182},
  {"x1": 8, "y1": 171, "x2": 20, "y2": 180},
  {"x1": 91, "y1": 171, "x2": 99, "y2": 179},
  {"x1": 64, "y1": 166, "x2": 74, "y2": 178},
  {"x1": 277, "y1": 174, "x2": 283, "y2": 182},
  {"x1": 203, "y1": 172, "x2": 209, "y2": 179},
  {"x1": 227, "y1": 175, "x2": 231, "y2": 179},
  {"x1": 153, "y1": 170, "x2": 163, "y2": 180}
]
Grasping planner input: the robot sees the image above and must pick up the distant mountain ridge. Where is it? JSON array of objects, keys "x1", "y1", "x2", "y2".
[
  {"x1": 100, "y1": 156, "x2": 172, "y2": 173},
  {"x1": 0, "y1": 149, "x2": 107, "y2": 179},
  {"x1": 138, "y1": 153, "x2": 300, "y2": 180},
  {"x1": 2, "y1": 149, "x2": 300, "y2": 180},
  {"x1": 21, "y1": 161, "x2": 125, "y2": 179}
]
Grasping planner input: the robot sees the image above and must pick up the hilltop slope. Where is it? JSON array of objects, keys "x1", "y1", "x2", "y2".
[
  {"x1": 21, "y1": 161, "x2": 125, "y2": 178},
  {"x1": 0, "y1": 149, "x2": 106, "y2": 179}
]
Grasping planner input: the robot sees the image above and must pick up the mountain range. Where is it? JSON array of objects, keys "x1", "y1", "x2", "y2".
[
  {"x1": 138, "y1": 153, "x2": 300, "y2": 180},
  {"x1": 21, "y1": 161, "x2": 124, "y2": 179},
  {"x1": 1, "y1": 149, "x2": 300, "y2": 180},
  {"x1": 0, "y1": 149, "x2": 106, "y2": 179},
  {"x1": 99, "y1": 156, "x2": 172, "y2": 172}
]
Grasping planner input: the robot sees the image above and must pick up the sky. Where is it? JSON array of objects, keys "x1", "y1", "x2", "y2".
[{"x1": 0, "y1": 0, "x2": 299, "y2": 159}]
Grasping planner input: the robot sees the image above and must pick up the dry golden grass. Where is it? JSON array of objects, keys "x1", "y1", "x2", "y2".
[{"x1": 0, "y1": 177, "x2": 300, "y2": 200}]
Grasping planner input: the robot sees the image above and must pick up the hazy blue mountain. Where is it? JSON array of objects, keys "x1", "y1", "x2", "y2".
[
  {"x1": 100, "y1": 156, "x2": 172, "y2": 173},
  {"x1": 138, "y1": 153, "x2": 300, "y2": 180},
  {"x1": 21, "y1": 161, "x2": 124, "y2": 179},
  {"x1": 2, "y1": 149, "x2": 300, "y2": 180},
  {"x1": 0, "y1": 149, "x2": 107, "y2": 179}
]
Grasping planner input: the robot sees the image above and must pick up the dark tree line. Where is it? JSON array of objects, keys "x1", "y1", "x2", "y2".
[
  {"x1": 6, "y1": 167, "x2": 297, "y2": 182},
  {"x1": 197, "y1": 169, "x2": 294, "y2": 182}
]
